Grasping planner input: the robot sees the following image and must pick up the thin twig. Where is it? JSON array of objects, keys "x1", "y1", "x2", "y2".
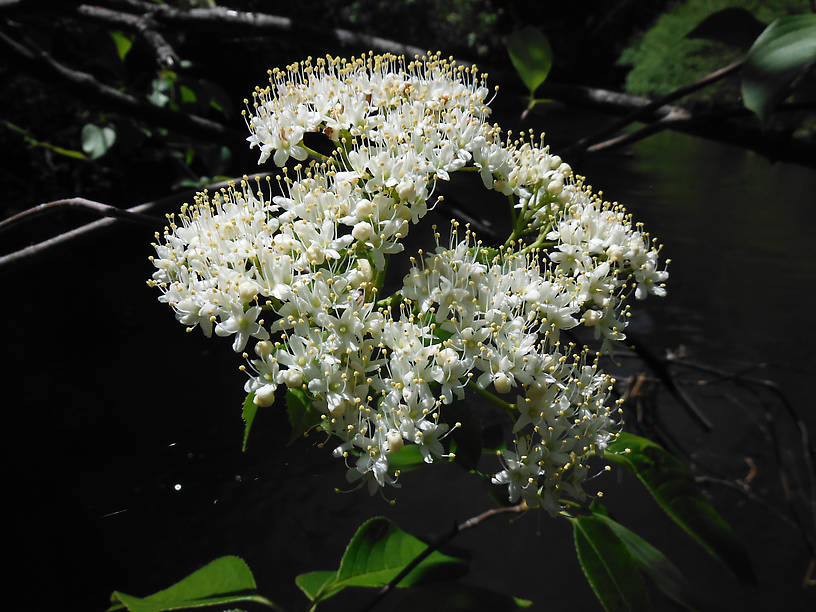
[
  {"x1": 0, "y1": 198, "x2": 161, "y2": 235},
  {"x1": 361, "y1": 503, "x2": 526, "y2": 611},
  {"x1": 696, "y1": 475, "x2": 800, "y2": 531},
  {"x1": 0, "y1": 173, "x2": 272, "y2": 269},
  {"x1": 568, "y1": 60, "x2": 744, "y2": 154},
  {"x1": 626, "y1": 332, "x2": 712, "y2": 430},
  {"x1": 99, "y1": 0, "x2": 427, "y2": 57},
  {"x1": 0, "y1": 28, "x2": 242, "y2": 147}
]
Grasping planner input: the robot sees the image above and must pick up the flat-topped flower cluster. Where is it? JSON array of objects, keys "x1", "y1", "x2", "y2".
[{"x1": 148, "y1": 52, "x2": 668, "y2": 512}]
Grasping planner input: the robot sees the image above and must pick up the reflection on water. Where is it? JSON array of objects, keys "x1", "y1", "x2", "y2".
[{"x1": 584, "y1": 127, "x2": 816, "y2": 416}]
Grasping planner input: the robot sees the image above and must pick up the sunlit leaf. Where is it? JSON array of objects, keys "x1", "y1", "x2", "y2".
[
  {"x1": 294, "y1": 571, "x2": 339, "y2": 602},
  {"x1": 108, "y1": 556, "x2": 279, "y2": 611},
  {"x1": 299, "y1": 516, "x2": 466, "y2": 606},
  {"x1": 606, "y1": 433, "x2": 755, "y2": 584},
  {"x1": 572, "y1": 513, "x2": 650, "y2": 612},
  {"x1": 109, "y1": 30, "x2": 133, "y2": 61},
  {"x1": 179, "y1": 85, "x2": 197, "y2": 104},
  {"x1": 241, "y1": 392, "x2": 257, "y2": 452},
  {"x1": 81, "y1": 124, "x2": 116, "y2": 159},
  {"x1": 504, "y1": 26, "x2": 553, "y2": 95},
  {"x1": 742, "y1": 14, "x2": 816, "y2": 122},
  {"x1": 589, "y1": 504, "x2": 700, "y2": 611},
  {"x1": 286, "y1": 387, "x2": 322, "y2": 444}
]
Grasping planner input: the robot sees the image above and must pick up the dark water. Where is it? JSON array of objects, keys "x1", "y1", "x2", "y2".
[{"x1": 4, "y1": 109, "x2": 816, "y2": 611}]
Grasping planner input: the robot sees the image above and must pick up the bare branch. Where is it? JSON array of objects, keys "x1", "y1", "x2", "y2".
[
  {"x1": 0, "y1": 173, "x2": 272, "y2": 270},
  {"x1": 567, "y1": 60, "x2": 744, "y2": 154},
  {"x1": 0, "y1": 198, "x2": 161, "y2": 235},
  {"x1": 0, "y1": 28, "x2": 243, "y2": 147}
]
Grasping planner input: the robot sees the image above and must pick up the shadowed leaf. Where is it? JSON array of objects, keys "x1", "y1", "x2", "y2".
[
  {"x1": 742, "y1": 14, "x2": 816, "y2": 122},
  {"x1": 504, "y1": 26, "x2": 553, "y2": 95},
  {"x1": 286, "y1": 387, "x2": 322, "y2": 444},
  {"x1": 590, "y1": 504, "x2": 701, "y2": 611},
  {"x1": 607, "y1": 433, "x2": 755, "y2": 584},
  {"x1": 241, "y1": 392, "x2": 257, "y2": 452},
  {"x1": 572, "y1": 514, "x2": 650, "y2": 611}
]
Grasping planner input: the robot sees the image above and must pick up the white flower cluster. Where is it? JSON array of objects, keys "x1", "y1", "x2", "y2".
[{"x1": 148, "y1": 52, "x2": 668, "y2": 510}]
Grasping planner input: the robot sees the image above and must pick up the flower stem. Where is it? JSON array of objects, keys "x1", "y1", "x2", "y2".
[
  {"x1": 468, "y1": 380, "x2": 515, "y2": 421},
  {"x1": 301, "y1": 144, "x2": 332, "y2": 163}
]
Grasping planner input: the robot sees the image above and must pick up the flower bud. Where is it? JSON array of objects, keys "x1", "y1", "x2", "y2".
[
  {"x1": 352, "y1": 221, "x2": 374, "y2": 242},
  {"x1": 253, "y1": 385, "x2": 277, "y2": 407},
  {"x1": 239, "y1": 280, "x2": 260, "y2": 303},
  {"x1": 306, "y1": 244, "x2": 326, "y2": 265},
  {"x1": 281, "y1": 368, "x2": 303, "y2": 388},
  {"x1": 354, "y1": 199, "x2": 374, "y2": 219},
  {"x1": 386, "y1": 429, "x2": 404, "y2": 453},
  {"x1": 494, "y1": 372, "x2": 512, "y2": 394},
  {"x1": 255, "y1": 340, "x2": 275, "y2": 358}
]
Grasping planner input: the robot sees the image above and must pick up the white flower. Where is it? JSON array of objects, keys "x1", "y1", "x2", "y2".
[{"x1": 215, "y1": 303, "x2": 269, "y2": 352}]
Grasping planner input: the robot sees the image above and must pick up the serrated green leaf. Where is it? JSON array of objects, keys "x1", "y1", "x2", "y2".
[
  {"x1": 286, "y1": 387, "x2": 322, "y2": 444},
  {"x1": 294, "y1": 571, "x2": 338, "y2": 602},
  {"x1": 81, "y1": 124, "x2": 116, "y2": 159},
  {"x1": 742, "y1": 14, "x2": 816, "y2": 122},
  {"x1": 108, "y1": 556, "x2": 279, "y2": 611},
  {"x1": 590, "y1": 507, "x2": 700, "y2": 611},
  {"x1": 607, "y1": 432, "x2": 755, "y2": 584},
  {"x1": 504, "y1": 26, "x2": 553, "y2": 95},
  {"x1": 110, "y1": 30, "x2": 133, "y2": 61},
  {"x1": 241, "y1": 393, "x2": 257, "y2": 452},
  {"x1": 307, "y1": 517, "x2": 466, "y2": 605},
  {"x1": 572, "y1": 514, "x2": 651, "y2": 612}
]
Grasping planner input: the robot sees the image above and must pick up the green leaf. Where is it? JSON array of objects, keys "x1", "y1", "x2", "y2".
[
  {"x1": 286, "y1": 387, "x2": 322, "y2": 444},
  {"x1": 81, "y1": 124, "x2": 116, "y2": 159},
  {"x1": 303, "y1": 516, "x2": 466, "y2": 606},
  {"x1": 572, "y1": 514, "x2": 651, "y2": 612},
  {"x1": 179, "y1": 84, "x2": 197, "y2": 104},
  {"x1": 504, "y1": 26, "x2": 553, "y2": 95},
  {"x1": 108, "y1": 556, "x2": 279, "y2": 611},
  {"x1": 387, "y1": 444, "x2": 426, "y2": 474},
  {"x1": 241, "y1": 393, "x2": 257, "y2": 452},
  {"x1": 109, "y1": 30, "x2": 133, "y2": 61},
  {"x1": 606, "y1": 432, "x2": 755, "y2": 584},
  {"x1": 294, "y1": 571, "x2": 339, "y2": 602},
  {"x1": 590, "y1": 506, "x2": 701, "y2": 611},
  {"x1": 742, "y1": 14, "x2": 816, "y2": 122}
]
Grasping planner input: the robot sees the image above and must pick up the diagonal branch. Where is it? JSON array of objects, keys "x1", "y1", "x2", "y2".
[
  {"x1": 0, "y1": 173, "x2": 272, "y2": 270},
  {"x1": 0, "y1": 198, "x2": 161, "y2": 235},
  {"x1": 566, "y1": 60, "x2": 744, "y2": 154},
  {"x1": 99, "y1": 0, "x2": 427, "y2": 57},
  {"x1": 74, "y1": 4, "x2": 178, "y2": 67},
  {"x1": 0, "y1": 27, "x2": 243, "y2": 147},
  {"x1": 361, "y1": 503, "x2": 526, "y2": 611}
]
